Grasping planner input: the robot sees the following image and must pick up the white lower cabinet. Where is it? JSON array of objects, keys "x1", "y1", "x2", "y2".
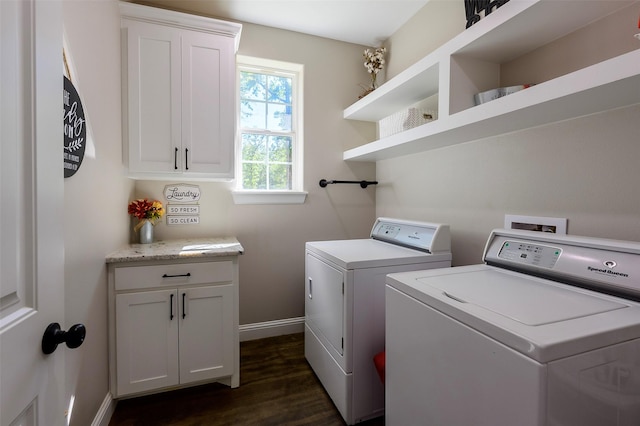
[
  {"x1": 115, "y1": 288, "x2": 179, "y2": 396},
  {"x1": 178, "y1": 285, "x2": 234, "y2": 384},
  {"x1": 108, "y1": 258, "x2": 239, "y2": 398}
]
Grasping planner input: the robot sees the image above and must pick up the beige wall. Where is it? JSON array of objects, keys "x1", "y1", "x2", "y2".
[
  {"x1": 62, "y1": 1, "x2": 133, "y2": 425},
  {"x1": 134, "y1": 23, "x2": 377, "y2": 325},
  {"x1": 376, "y1": 105, "x2": 640, "y2": 265},
  {"x1": 502, "y1": 4, "x2": 640, "y2": 86},
  {"x1": 384, "y1": 0, "x2": 465, "y2": 80},
  {"x1": 377, "y1": 3, "x2": 640, "y2": 266}
]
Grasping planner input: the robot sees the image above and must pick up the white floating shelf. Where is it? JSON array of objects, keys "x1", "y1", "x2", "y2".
[{"x1": 342, "y1": 0, "x2": 640, "y2": 162}]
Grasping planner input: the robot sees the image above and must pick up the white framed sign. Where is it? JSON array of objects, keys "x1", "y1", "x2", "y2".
[
  {"x1": 167, "y1": 205, "x2": 200, "y2": 215},
  {"x1": 167, "y1": 215, "x2": 200, "y2": 226},
  {"x1": 164, "y1": 184, "x2": 201, "y2": 203},
  {"x1": 164, "y1": 183, "x2": 202, "y2": 226}
]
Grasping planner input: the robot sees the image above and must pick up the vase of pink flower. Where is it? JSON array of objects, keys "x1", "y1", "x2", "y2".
[{"x1": 128, "y1": 198, "x2": 164, "y2": 244}]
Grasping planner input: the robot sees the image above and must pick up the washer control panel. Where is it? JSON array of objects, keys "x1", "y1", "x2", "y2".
[
  {"x1": 484, "y1": 228, "x2": 640, "y2": 299},
  {"x1": 498, "y1": 241, "x2": 561, "y2": 269}
]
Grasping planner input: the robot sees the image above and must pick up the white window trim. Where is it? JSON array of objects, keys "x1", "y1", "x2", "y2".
[
  {"x1": 231, "y1": 190, "x2": 307, "y2": 205},
  {"x1": 233, "y1": 55, "x2": 306, "y2": 205}
]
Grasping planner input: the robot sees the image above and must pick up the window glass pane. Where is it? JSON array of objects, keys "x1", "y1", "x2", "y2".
[
  {"x1": 268, "y1": 136, "x2": 292, "y2": 162},
  {"x1": 242, "y1": 133, "x2": 267, "y2": 161},
  {"x1": 269, "y1": 164, "x2": 292, "y2": 190},
  {"x1": 240, "y1": 101, "x2": 266, "y2": 129},
  {"x1": 238, "y1": 60, "x2": 300, "y2": 193},
  {"x1": 267, "y1": 104, "x2": 291, "y2": 131},
  {"x1": 242, "y1": 163, "x2": 267, "y2": 189},
  {"x1": 267, "y1": 75, "x2": 291, "y2": 104},
  {"x1": 240, "y1": 72, "x2": 266, "y2": 100}
]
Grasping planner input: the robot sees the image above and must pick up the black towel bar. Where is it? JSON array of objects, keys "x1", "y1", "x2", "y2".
[{"x1": 319, "y1": 179, "x2": 378, "y2": 189}]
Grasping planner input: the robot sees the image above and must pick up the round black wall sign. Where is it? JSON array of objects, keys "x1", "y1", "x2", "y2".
[{"x1": 63, "y1": 76, "x2": 86, "y2": 178}]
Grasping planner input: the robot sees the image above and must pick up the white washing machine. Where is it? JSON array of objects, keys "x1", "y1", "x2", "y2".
[
  {"x1": 305, "y1": 218, "x2": 451, "y2": 424},
  {"x1": 386, "y1": 228, "x2": 640, "y2": 426}
]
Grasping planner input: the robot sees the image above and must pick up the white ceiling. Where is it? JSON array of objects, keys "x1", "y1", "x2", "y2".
[{"x1": 131, "y1": 0, "x2": 431, "y2": 46}]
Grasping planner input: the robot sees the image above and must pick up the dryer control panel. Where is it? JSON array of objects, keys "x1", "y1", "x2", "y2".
[{"x1": 371, "y1": 217, "x2": 451, "y2": 254}]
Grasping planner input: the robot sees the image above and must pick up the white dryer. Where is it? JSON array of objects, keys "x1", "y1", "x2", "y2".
[
  {"x1": 386, "y1": 229, "x2": 640, "y2": 426},
  {"x1": 305, "y1": 218, "x2": 451, "y2": 424}
]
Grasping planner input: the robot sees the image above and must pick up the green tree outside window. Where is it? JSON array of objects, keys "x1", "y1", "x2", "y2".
[{"x1": 239, "y1": 70, "x2": 294, "y2": 190}]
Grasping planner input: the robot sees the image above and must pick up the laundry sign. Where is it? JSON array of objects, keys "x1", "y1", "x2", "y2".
[
  {"x1": 164, "y1": 183, "x2": 201, "y2": 226},
  {"x1": 164, "y1": 184, "x2": 201, "y2": 202},
  {"x1": 63, "y1": 76, "x2": 86, "y2": 178}
]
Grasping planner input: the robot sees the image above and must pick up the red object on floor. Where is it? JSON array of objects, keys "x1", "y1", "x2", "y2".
[{"x1": 373, "y1": 351, "x2": 385, "y2": 384}]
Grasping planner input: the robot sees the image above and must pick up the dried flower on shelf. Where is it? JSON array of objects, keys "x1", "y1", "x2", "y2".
[
  {"x1": 364, "y1": 47, "x2": 386, "y2": 76},
  {"x1": 360, "y1": 47, "x2": 387, "y2": 98}
]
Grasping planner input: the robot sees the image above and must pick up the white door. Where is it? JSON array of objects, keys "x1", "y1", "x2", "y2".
[{"x1": 0, "y1": 1, "x2": 65, "y2": 425}]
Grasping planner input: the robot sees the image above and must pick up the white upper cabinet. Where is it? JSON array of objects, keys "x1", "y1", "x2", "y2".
[
  {"x1": 121, "y1": 2, "x2": 241, "y2": 179},
  {"x1": 343, "y1": 0, "x2": 640, "y2": 162},
  {"x1": 123, "y1": 20, "x2": 181, "y2": 174}
]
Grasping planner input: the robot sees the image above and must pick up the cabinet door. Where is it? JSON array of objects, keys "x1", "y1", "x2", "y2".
[
  {"x1": 181, "y1": 31, "x2": 235, "y2": 177},
  {"x1": 115, "y1": 289, "x2": 179, "y2": 396},
  {"x1": 179, "y1": 284, "x2": 235, "y2": 384},
  {"x1": 125, "y1": 20, "x2": 181, "y2": 174}
]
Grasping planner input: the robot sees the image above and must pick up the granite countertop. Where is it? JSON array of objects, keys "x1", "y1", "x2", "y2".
[{"x1": 106, "y1": 237, "x2": 244, "y2": 263}]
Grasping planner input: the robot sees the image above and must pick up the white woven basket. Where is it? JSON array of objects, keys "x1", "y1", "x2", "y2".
[{"x1": 379, "y1": 107, "x2": 437, "y2": 139}]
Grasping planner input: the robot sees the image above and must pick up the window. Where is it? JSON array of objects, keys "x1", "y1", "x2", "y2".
[{"x1": 233, "y1": 56, "x2": 306, "y2": 205}]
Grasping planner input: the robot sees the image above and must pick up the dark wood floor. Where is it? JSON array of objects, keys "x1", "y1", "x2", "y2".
[{"x1": 109, "y1": 333, "x2": 385, "y2": 426}]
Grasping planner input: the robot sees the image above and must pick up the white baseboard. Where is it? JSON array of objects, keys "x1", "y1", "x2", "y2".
[
  {"x1": 239, "y1": 317, "x2": 304, "y2": 342},
  {"x1": 91, "y1": 393, "x2": 116, "y2": 426}
]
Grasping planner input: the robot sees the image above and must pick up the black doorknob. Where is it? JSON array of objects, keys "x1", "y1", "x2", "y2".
[{"x1": 41, "y1": 322, "x2": 86, "y2": 355}]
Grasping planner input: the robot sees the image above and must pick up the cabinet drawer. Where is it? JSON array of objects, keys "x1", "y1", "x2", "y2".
[{"x1": 115, "y1": 261, "x2": 233, "y2": 291}]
